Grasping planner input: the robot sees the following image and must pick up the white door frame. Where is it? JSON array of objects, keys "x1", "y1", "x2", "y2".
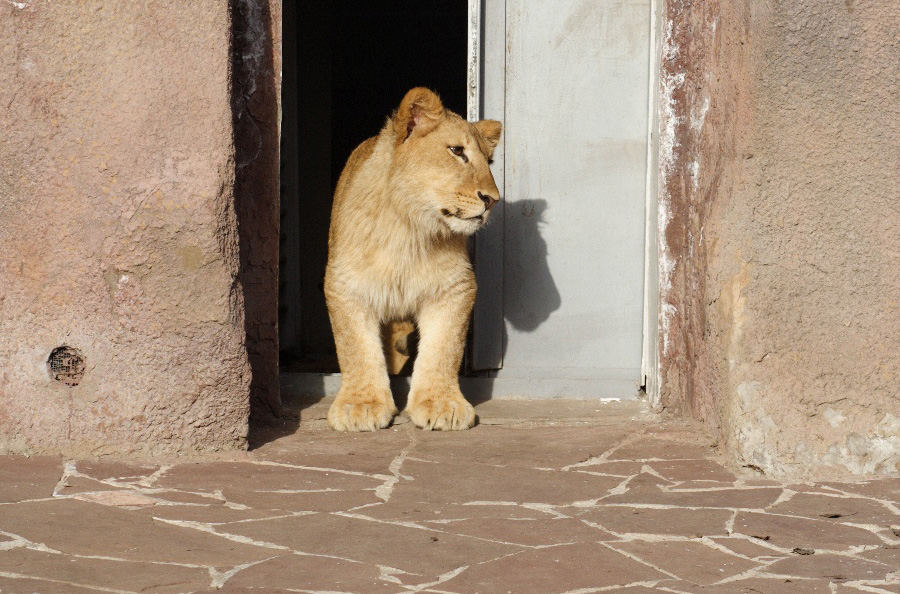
[
  {"x1": 468, "y1": 0, "x2": 506, "y2": 371},
  {"x1": 641, "y1": 0, "x2": 661, "y2": 405}
]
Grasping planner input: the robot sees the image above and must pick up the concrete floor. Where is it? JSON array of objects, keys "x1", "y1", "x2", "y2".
[{"x1": 0, "y1": 395, "x2": 897, "y2": 593}]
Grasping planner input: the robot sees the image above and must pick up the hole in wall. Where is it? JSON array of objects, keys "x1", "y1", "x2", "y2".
[{"x1": 47, "y1": 346, "x2": 85, "y2": 387}]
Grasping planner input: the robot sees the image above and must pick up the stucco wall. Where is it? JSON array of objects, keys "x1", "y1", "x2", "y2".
[
  {"x1": 0, "y1": 2, "x2": 250, "y2": 455},
  {"x1": 660, "y1": 0, "x2": 899, "y2": 478}
]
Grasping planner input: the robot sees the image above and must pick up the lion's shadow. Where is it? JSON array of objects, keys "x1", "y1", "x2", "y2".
[
  {"x1": 463, "y1": 197, "x2": 561, "y2": 404},
  {"x1": 496, "y1": 198, "x2": 561, "y2": 333}
]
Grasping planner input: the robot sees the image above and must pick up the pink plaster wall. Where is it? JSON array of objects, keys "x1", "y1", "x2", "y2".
[
  {"x1": 659, "y1": 0, "x2": 899, "y2": 478},
  {"x1": 0, "y1": 1, "x2": 251, "y2": 454}
]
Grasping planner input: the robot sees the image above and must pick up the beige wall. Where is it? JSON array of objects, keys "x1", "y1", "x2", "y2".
[
  {"x1": 659, "y1": 0, "x2": 899, "y2": 478},
  {"x1": 0, "y1": 2, "x2": 252, "y2": 454}
]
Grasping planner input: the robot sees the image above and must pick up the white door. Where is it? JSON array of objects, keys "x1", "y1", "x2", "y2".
[{"x1": 470, "y1": 0, "x2": 653, "y2": 399}]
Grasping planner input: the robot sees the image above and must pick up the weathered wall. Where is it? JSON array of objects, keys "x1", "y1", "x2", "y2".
[
  {"x1": 657, "y1": 0, "x2": 753, "y2": 428},
  {"x1": 0, "y1": 1, "x2": 250, "y2": 454},
  {"x1": 660, "y1": 0, "x2": 899, "y2": 478}
]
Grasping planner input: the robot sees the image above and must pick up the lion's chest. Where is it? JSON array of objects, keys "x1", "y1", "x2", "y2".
[{"x1": 346, "y1": 246, "x2": 470, "y2": 320}]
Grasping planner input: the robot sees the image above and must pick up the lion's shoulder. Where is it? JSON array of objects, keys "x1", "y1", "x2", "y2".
[{"x1": 334, "y1": 136, "x2": 379, "y2": 198}]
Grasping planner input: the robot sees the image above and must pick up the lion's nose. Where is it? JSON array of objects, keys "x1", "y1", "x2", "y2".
[{"x1": 478, "y1": 192, "x2": 498, "y2": 211}]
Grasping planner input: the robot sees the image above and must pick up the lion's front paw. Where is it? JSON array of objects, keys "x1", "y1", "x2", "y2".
[
  {"x1": 328, "y1": 393, "x2": 397, "y2": 432},
  {"x1": 405, "y1": 391, "x2": 475, "y2": 431}
]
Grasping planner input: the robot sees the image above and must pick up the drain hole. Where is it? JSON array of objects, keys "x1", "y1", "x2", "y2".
[{"x1": 48, "y1": 346, "x2": 85, "y2": 386}]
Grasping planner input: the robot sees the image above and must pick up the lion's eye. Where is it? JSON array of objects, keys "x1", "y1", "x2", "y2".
[{"x1": 449, "y1": 146, "x2": 468, "y2": 162}]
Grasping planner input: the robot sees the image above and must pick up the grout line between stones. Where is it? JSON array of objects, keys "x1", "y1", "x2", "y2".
[
  {"x1": 0, "y1": 570, "x2": 139, "y2": 594},
  {"x1": 557, "y1": 581, "x2": 667, "y2": 594},
  {"x1": 149, "y1": 514, "x2": 417, "y2": 585},
  {"x1": 560, "y1": 430, "x2": 650, "y2": 471},
  {"x1": 596, "y1": 540, "x2": 681, "y2": 580},
  {"x1": 375, "y1": 432, "x2": 417, "y2": 503}
]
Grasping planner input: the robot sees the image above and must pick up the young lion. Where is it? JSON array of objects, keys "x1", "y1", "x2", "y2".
[{"x1": 324, "y1": 87, "x2": 502, "y2": 432}]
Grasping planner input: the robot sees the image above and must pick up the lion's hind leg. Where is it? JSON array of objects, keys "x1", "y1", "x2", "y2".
[{"x1": 382, "y1": 320, "x2": 417, "y2": 376}]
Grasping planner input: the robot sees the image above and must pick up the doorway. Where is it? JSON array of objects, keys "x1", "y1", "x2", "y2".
[
  {"x1": 279, "y1": 1, "x2": 468, "y2": 374},
  {"x1": 280, "y1": 0, "x2": 657, "y2": 401}
]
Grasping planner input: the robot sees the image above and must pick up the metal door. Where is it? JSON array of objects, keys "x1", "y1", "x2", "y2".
[{"x1": 470, "y1": 0, "x2": 653, "y2": 398}]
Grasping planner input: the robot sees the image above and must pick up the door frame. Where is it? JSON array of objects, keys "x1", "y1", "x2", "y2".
[
  {"x1": 284, "y1": 0, "x2": 662, "y2": 400},
  {"x1": 641, "y1": 0, "x2": 661, "y2": 405},
  {"x1": 468, "y1": 0, "x2": 506, "y2": 371}
]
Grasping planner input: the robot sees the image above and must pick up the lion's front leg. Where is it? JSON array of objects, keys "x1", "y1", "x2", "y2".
[
  {"x1": 405, "y1": 284, "x2": 476, "y2": 430},
  {"x1": 325, "y1": 288, "x2": 397, "y2": 431}
]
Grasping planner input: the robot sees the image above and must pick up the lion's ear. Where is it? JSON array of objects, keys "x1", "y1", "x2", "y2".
[
  {"x1": 394, "y1": 87, "x2": 445, "y2": 143},
  {"x1": 475, "y1": 119, "x2": 502, "y2": 157}
]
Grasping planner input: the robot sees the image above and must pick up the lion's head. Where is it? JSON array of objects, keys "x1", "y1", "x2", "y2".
[{"x1": 388, "y1": 87, "x2": 502, "y2": 236}]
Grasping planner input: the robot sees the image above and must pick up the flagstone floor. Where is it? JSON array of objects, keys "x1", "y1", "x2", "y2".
[{"x1": 0, "y1": 395, "x2": 897, "y2": 593}]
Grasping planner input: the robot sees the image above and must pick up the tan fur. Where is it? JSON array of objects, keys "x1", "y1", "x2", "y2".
[
  {"x1": 382, "y1": 320, "x2": 415, "y2": 375},
  {"x1": 324, "y1": 87, "x2": 502, "y2": 431}
]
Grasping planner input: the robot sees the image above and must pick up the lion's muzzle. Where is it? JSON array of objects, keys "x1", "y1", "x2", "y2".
[{"x1": 478, "y1": 191, "x2": 499, "y2": 211}]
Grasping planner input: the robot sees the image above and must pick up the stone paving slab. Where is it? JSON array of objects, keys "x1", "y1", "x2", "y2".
[
  {"x1": 216, "y1": 553, "x2": 402, "y2": 593},
  {"x1": 0, "y1": 397, "x2": 897, "y2": 593},
  {"x1": 609, "y1": 540, "x2": 760, "y2": 584},
  {"x1": 0, "y1": 576, "x2": 106, "y2": 594},
  {"x1": 439, "y1": 542, "x2": 669, "y2": 593},
  {"x1": 0, "y1": 456, "x2": 63, "y2": 504},
  {"x1": 0, "y1": 548, "x2": 209, "y2": 593},
  {"x1": 579, "y1": 504, "x2": 734, "y2": 538}
]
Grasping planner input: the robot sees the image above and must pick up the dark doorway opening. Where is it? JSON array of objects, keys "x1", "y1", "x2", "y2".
[{"x1": 279, "y1": 0, "x2": 468, "y2": 373}]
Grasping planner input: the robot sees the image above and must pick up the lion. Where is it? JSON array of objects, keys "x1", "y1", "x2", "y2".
[{"x1": 324, "y1": 87, "x2": 502, "y2": 432}]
